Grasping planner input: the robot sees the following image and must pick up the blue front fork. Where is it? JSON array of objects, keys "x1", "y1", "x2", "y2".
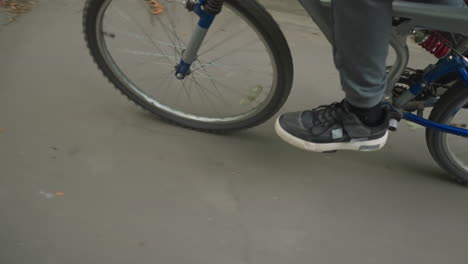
[
  {"x1": 393, "y1": 55, "x2": 468, "y2": 137},
  {"x1": 175, "y1": 0, "x2": 217, "y2": 79}
]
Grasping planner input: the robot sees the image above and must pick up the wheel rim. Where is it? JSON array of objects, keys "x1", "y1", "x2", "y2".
[
  {"x1": 442, "y1": 97, "x2": 468, "y2": 173},
  {"x1": 95, "y1": 0, "x2": 277, "y2": 124}
]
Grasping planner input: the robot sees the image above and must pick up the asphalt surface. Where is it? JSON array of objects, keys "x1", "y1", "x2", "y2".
[{"x1": 1, "y1": 0, "x2": 468, "y2": 263}]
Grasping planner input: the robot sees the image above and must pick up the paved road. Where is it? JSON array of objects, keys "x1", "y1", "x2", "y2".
[{"x1": 1, "y1": 1, "x2": 468, "y2": 264}]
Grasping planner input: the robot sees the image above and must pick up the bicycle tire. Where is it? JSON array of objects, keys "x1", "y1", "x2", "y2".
[
  {"x1": 426, "y1": 83, "x2": 468, "y2": 186},
  {"x1": 82, "y1": 0, "x2": 293, "y2": 133}
]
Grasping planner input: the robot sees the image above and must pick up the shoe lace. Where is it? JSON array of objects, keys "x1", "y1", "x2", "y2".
[{"x1": 312, "y1": 102, "x2": 344, "y2": 126}]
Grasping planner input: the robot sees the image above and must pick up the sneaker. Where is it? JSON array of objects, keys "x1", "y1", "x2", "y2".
[{"x1": 275, "y1": 101, "x2": 389, "y2": 152}]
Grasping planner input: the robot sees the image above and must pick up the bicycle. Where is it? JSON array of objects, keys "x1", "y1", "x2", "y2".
[{"x1": 82, "y1": 0, "x2": 468, "y2": 185}]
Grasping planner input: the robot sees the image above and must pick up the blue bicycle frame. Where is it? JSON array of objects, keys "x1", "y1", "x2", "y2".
[
  {"x1": 398, "y1": 55, "x2": 468, "y2": 137},
  {"x1": 175, "y1": 0, "x2": 217, "y2": 79}
]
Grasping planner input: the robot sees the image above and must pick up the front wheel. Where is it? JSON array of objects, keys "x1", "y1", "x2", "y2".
[
  {"x1": 83, "y1": 0, "x2": 293, "y2": 132},
  {"x1": 426, "y1": 83, "x2": 468, "y2": 186}
]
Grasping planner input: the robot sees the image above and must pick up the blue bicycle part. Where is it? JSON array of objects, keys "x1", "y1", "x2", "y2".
[
  {"x1": 424, "y1": 56, "x2": 468, "y2": 84},
  {"x1": 403, "y1": 112, "x2": 468, "y2": 137},
  {"x1": 458, "y1": 67, "x2": 468, "y2": 87},
  {"x1": 175, "y1": 0, "x2": 220, "y2": 79},
  {"x1": 390, "y1": 53, "x2": 468, "y2": 138}
]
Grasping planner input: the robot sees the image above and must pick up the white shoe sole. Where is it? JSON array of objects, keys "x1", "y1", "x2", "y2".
[{"x1": 275, "y1": 118, "x2": 388, "y2": 152}]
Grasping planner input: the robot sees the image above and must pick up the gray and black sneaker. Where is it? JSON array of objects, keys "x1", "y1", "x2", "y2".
[{"x1": 275, "y1": 101, "x2": 389, "y2": 152}]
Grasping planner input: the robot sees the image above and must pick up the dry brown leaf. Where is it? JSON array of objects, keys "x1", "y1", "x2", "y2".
[
  {"x1": 145, "y1": 0, "x2": 164, "y2": 15},
  {"x1": 0, "y1": 0, "x2": 34, "y2": 14}
]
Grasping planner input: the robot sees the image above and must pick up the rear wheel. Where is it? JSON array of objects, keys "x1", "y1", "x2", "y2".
[
  {"x1": 83, "y1": 0, "x2": 293, "y2": 132},
  {"x1": 426, "y1": 83, "x2": 468, "y2": 186}
]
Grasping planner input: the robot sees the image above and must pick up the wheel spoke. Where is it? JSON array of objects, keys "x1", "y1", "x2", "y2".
[
  {"x1": 117, "y1": 48, "x2": 178, "y2": 61},
  {"x1": 154, "y1": 15, "x2": 183, "y2": 57},
  {"x1": 110, "y1": 30, "x2": 184, "y2": 50},
  {"x1": 142, "y1": 0, "x2": 183, "y2": 58},
  {"x1": 199, "y1": 25, "x2": 249, "y2": 56},
  {"x1": 193, "y1": 38, "x2": 258, "y2": 69},
  {"x1": 112, "y1": 7, "x2": 174, "y2": 64},
  {"x1": 193, "y1": 61, "x2": 244, "y2": 98},
  {"x1": 163, "y1": 1, "x2": 187, "y2": 49},
  {"x1": 190, "y1": 74, "x2": 222, "y2": 116},
  {"x1": 161, "y1": 73, "x2": 175, "y2": 103},
  {"x1": 180, "y1": 79, "x2": 195, "y2": 108},
  {"x1": 202, "y1": 11, "x2": 237, "y2": 43}
]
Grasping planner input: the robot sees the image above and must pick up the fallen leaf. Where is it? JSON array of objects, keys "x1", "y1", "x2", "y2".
[
  {"x1": 55, "y1": 192, "x2": 65, "y2": 197},
  {"x1": 145, "y1": 0, "x2": 164, "y2": 15},
  {"x1": 0, "y1": 0, "x2": 34, "y2": 15}
]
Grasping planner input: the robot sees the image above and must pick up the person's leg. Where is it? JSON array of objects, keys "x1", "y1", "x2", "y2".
[
  {"x1": 333, "y1": 0, "x2": 393, "y2": 109},
  {"x1": 275, "y1": 0, "x2": 393, "y2": 152},
  {"x1": 275, "y1": 0, "x2": 465, "y2": 152}
]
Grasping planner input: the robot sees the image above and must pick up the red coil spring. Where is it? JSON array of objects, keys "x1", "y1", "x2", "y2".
[{"x1": 418, "y1": 32, "x2": 451, "y2": 59}]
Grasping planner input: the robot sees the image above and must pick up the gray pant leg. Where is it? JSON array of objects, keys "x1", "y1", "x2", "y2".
[{"x1": 332, "y1": 0, "x2": 393, "y2": 108}]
